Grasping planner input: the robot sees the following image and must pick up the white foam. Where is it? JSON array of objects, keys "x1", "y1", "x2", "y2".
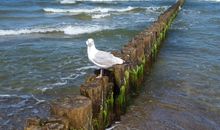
[
  {"x1": 91, "y1": 13, "x2": 111, "y2": 19},
  {"x1": 0, "y1": 28, "x2": 57, "y2": 36},
  {"x1": 37, "y1": 86, "x2": 53, "y2": 92},
  {"x1": 59, "y1": 0, "x2": 168, "y2": 5},
  {"x1": 0, "y1": 25, "x2": 109, "y2": 36},
  {"x1": 145, "y1": 6, "x2": 169, "y2": 13},
  {"x1": 75, "y1": 65, "x2": 98, "y2": 71},
  {"x1": 0, "y1": 94, "x2": 30, "y2": 99},
  {"x1": 37, "y1": 81, "x2": 67, "y2": 92},
  {"x1": 195, "y1": 0, "x2": 220, "y2": 2},
  {"x1": 70, "y1": 0, "x2": 155, "y2": 2},
  {"x1": 63, "y1": 25, "x2": 109, "y2": 35},
  {"x1": 202, "y1": 0, "x2": 220, "y2": 2},
  {"x1": 61, "y1": 74, "x2": 80, "y2": 80},
  {"x1": 60, "y1": 0, "x2": 76, "y2": 4},
  {"x1": 0, "y1": 94, "x2": 15, "y2": 97},
  {"x1": 51, "y1": 81, "x2": 68, "y2": 86},
  {"x1": 44, "y1": 6, "x2": 136, "y2": 14},
  {"x1": 60, "y1": 0, "x2": 147, "y2": 3}
]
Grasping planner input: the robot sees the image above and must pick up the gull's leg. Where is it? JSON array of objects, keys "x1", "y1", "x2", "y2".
[
  {"x1": 96, "y1": 68, "x2": 103, "y2": 78},
  {"x1": 101, "y1": 68, "x2": 103, "y2": 77}
]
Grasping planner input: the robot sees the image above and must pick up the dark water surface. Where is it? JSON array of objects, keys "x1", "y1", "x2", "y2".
[{"x1": 114, "y1": 0, "x2": 220, "y2": 130}]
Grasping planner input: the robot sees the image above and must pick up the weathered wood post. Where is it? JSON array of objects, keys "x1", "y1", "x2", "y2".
[{"x1": 80, "y1": 75, "x2": 114, "y2": 130}]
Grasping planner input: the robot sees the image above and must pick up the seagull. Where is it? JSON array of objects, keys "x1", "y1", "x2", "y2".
[{"x1": 86, "y1": 38, "x2": 124, "y2": 78}]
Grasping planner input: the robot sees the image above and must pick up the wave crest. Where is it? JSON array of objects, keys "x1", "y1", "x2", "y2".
[
  {"x1": 44, "y1": 6, "x2": 136, "y2": 14},
  {"x1": 59, "y1": 0, "x2": 161, "y2": 4},
  {"x1": 91, "y1": 13, "x2": 111, "y2": 19},
  {"x1": 0, "y1": 25, "x2": 109, "y2": 36},
  {"x1": 60, "y1": 0, "x2": 76, "y2": 4},
  {"x1": 202, "y1": 0, "x2": 220, "y2": 2}
]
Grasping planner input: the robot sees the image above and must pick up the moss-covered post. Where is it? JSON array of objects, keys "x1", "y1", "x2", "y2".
[
  {"x1": 113, "y1": 64, "x2": 130, "y2": 118},
  {"x1": 80, "y1": 76, "x2": 114, "y2": 130}
]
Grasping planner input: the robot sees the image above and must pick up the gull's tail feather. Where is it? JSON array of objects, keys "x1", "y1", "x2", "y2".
[{"x1": 114, "y1": 56, "x2": 124, "y2": 64}]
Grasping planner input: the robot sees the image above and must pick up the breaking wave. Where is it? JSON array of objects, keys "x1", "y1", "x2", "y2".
[
  {"x1": 44, "y1": 6, "x2": 168, "y2": 16},
  {"x1": 91, "y1": 13, "x2": 111, "y2": 19},
  {"x1": 59, "y1": 0, "x2": 160, "y2": 4},
  {"x1": 201, "y1": 0, "x2": 220, "y2": 2},
  {"x1": 44, "y1": 6, "x2": 137, "y2": 14},
  {"x1": 43, "y1": 6, "x2": 168, "y2": 19},
  {"x1": 0, "y1": 25, "x2": 110, "y2": 36},
  {"x1": 60, "y1": 0, "x2": 76, "y2": 4}
]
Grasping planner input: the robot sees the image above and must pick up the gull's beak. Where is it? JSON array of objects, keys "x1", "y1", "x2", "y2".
[
  {"x1": 86, "y1": 38, "x2": 94, "y2": 47},
  {"x1": 86, "y1": 40, "x2": 89, "y2": 46}
]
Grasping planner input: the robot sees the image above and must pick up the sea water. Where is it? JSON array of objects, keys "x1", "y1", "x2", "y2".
[{"x1": 0, "y1": 0, "x2": 220, "y2": 129}]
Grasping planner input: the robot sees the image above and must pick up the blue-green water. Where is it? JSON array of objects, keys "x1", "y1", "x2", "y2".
[
  {"x1": 114, "y1": 0, "x2": 220, "y2": 130},
  {"x1": 0, "y1": 0, "x2": 220, "y2": 129}
]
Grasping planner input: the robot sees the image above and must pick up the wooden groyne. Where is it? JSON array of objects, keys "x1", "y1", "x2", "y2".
[{"x1": 25, "y1": 0, "x2": 184, "y2": 129}]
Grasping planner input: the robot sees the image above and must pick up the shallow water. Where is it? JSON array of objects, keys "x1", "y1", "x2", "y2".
[{"x1": 114, "y1": 0, "x2": 220, "y2": 129}]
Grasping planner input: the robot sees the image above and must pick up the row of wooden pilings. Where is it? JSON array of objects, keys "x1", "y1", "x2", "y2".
[{"x1": 25, "y1": 0, "x2": 184, "y2": 129}]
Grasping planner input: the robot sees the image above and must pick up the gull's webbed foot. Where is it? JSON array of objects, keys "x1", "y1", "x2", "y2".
[
  {"x1": 96, "y1": 75, "x2": 102, "y2": 79},
  {"x1": 96, "y1": 69, "x2": 103, "y2": 78}
]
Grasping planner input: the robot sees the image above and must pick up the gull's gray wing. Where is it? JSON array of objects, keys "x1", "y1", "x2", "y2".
[{"x1": 93, "y1": 50, "x2": 116, "y2": 67}]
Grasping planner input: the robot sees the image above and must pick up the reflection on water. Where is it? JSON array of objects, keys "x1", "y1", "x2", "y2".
[{"x1": 114, "y1": 0, "x2": 220, "y2": 129}]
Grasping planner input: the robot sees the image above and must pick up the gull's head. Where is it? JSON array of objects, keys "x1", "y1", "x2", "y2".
[{"x1": 86, "y1": 38, "x2": 94, "y2": 47}]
